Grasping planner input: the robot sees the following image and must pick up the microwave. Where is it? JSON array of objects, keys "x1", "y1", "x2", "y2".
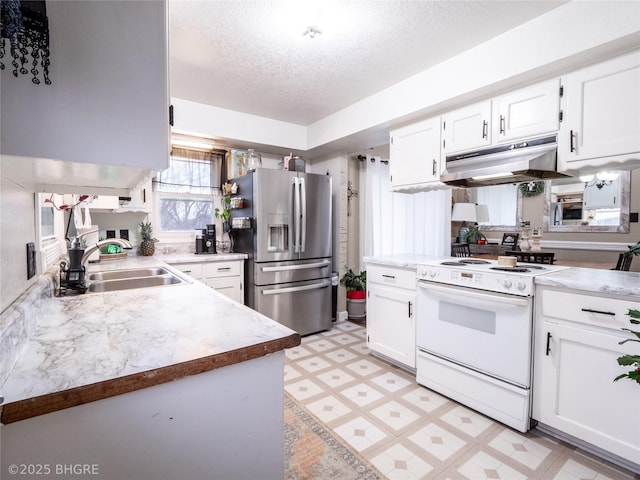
[{"x1": 562, "y1": 206, "x2": 583, "y2": 220}]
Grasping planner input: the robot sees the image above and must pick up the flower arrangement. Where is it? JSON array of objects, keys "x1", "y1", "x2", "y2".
[{"x1": 614, "y1": 308, "x2": 640, "y2": 384}]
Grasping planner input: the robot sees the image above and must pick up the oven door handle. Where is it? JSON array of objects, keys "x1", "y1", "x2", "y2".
[{"x1": 417, "y1": 281, "x2": 530, "y2": 307}]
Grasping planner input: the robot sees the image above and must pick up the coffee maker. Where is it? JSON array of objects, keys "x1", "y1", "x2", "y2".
[
  {"x1": 196, "y1": 224, "x2": 217, "y2": 254},
  {"x1": 60, "y1": 236, "x2": 88, "y2": 293}
]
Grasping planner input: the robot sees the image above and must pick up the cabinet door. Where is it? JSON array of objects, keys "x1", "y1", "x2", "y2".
[
  {"x1": 205, "y1": 277, "x2": 243, "y2": 303},
  {"x1": 117, "y1": 180, "x2": 153, "y2": 212},
  {"x1": 559, "y1": 50, "x2": 640, "y2": 172},
  {"x1": 389, "y1": 117, "x2": 441, "y2": 188},
  {"x1": 533, "y1": 321, "x2": 640, "y2": 463},
  {"x1": 442, "y1": 100, "x2": 492, "y2": 154},
  {"x1": 367, "y1": 284, "x2": 415, "y2": 368},
  {"x1": 492, "y1": 79, "x2": 560, "y2": 143}
]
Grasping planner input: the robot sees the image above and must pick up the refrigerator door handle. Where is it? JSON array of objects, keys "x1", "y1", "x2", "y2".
[
  {"x1": 293, "y1": 176, "x2": 301, "y2": 253},
  {"x1": 262, "y1": 279, "x2": 331, "y2": 296},
  {"x1": 299, "y1": 176, "x2": 307, "y2": 253},
  {"x1": 261, "y1": 260, "x2": 331, "y2": 272}
]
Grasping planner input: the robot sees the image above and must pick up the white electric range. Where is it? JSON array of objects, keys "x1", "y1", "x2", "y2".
[{"x1": 415, "y1": 258, "x2": 569, "y2": 432}]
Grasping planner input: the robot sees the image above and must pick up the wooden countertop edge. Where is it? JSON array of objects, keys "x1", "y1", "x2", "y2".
[{"x1": 1, "y1": 332, "x2": 301, "y2": 425}]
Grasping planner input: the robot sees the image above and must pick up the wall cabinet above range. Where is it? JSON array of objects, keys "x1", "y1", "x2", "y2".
[
  {"x1": 389, "y1": 116, "x2": 447, "y2": 192},
  {"x1": 0, "y1": 1, "x2": 169, "y2": 195},
  {"x1": 442, "y1": 78, "x2": 561, "y2": 156},
  {"x1": 558, "y1": 49, "x2": 640, "y2": 176}
]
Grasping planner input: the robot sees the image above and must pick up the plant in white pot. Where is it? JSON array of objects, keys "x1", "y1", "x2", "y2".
[{"x1": 341, "y1": 267, "x2": 366, "y2": 320}]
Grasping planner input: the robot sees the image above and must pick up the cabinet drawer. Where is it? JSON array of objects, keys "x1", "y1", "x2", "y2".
[
  {"x1": 204, "y1": 261, "x2": 242, "y2": 278},
  {"x1": 367, "y1": 265, "x2": 416, "y2": 290},
  {"x1": 171, "y1": 263, "x2": 203, "y2": 280},
  {"x1": 538, "y1": 287, "x2": 636, "y2": 332}
]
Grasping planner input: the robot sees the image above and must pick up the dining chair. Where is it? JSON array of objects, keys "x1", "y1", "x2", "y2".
[
  {"x1": 612, "y1": 253, "x2": 633, "y2": 271},
  {"x1": 451, "y1": 243, "x2": 472, "y2": 257}
]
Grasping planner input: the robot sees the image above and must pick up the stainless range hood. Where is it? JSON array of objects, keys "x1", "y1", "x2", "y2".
[{"x1": 440, "y1": 135, "x2": 570, "y2": 187}]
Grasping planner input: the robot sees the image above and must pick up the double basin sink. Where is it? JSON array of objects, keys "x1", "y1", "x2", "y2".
[{"x1": 87, "y1": 266, "x2": 189, "y2": 293}]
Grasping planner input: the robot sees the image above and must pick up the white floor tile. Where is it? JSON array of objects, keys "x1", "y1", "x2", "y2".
[
  {"x1": 305, "y1": 395, "x2": 352, "y2": 423},
  {"x1": 552, "y1": 459, "x2": 616, "y2": 480},
  {"x1": 402, "y1": 387, "x2": 449, "y2": 413},
  {"x1": 489, "y1": 429, "x2": 552, "y2": 470},
  {"x1": 333, "y1": 416, "x2": 388, "y2": 452},
  {"x1": 323, "y1": 347, "x2": 358, "y2": 363},
  {"x1": 316, "y1": 368, "x2": 356, "y2": 388},
  {"x1": 340, "y1": 382, "x2": 385, "y2": 407},
  {"x1": 349, "y1": 342, "x2": 371, "y2": 355},
  {"x1": 283, "y1": 364, "x2": 302, "y2": 382},
  {"x1": 295, "y1": 355, "x2": 332, "y2": 373},
  {"x1": 370, "y1": 371, "x2": 412, "y2": 393},
  {"x1": 285, "y1": 378, "x2": 325, "y2": 401},
  {"x1": 284, "y1": 345, "x2": 314, "y2": 360},
  {"x1": 304, "y1": 338, "x2": 338, "y2": 352},
  {"x1": 457, "y1": 451, "x2": 527, "y2": 480},
  {"x1": 371, "y1": 444, "x2": 434, "y2": 480},
  {"x1": 345, "y1": 358, "x2": 383, "y2": 377},
  {"x1": 370, "y1": 400, "x2": 421, "y2": 431},
  {"x1": 441, "y1": 405, "x2": 495, "y2": 438},
  {"x1": 409, "y1": 422, "x2": 468, "y2": 461},
  {"x1": 330, "y1": 333, "x2": 361, "y2": 345}
]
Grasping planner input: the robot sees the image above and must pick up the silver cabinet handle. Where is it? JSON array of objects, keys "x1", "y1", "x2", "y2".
[
  {"x1": 482, "y1": 120, "x2": 488, "y2": 139},
  {"x1": 217, "y1": 267, "x2": 231, "y2": 271},
  {"x1": 499, "y1": 115, "x2": 506, "y2": 134}
]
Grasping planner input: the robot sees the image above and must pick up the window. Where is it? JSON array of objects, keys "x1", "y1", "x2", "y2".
[{"x1": 154, "y1": 147, "x2": 225, "y2": 232}]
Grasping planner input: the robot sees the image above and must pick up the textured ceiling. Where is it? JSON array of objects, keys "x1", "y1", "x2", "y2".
[{"x1": 169, "y1": 0, "x2": 567, "y2": 126}]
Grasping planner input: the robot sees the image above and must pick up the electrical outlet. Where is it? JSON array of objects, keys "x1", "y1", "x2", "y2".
[
  {"x1": 630, "y1": 212, "x2": 638, "y2": 223},
  {"x1": 26, "y1": 242, "x2": 36, "y2": 280}
]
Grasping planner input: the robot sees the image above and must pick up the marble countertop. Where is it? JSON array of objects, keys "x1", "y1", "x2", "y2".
[
  {"x1": 1, "y1": 256, "x2": 299, "y2": 424},
  {"x1": 535, "y1": 267, "x2": 640, "y2": 297},
  {"x1": 363, "y1": 254, "x2": 442, "y2": 269},
  {"x1": 159, "y1": 252, "x2": 248, "y2": 264}
]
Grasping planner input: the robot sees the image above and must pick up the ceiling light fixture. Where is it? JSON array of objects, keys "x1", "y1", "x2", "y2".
[
  {"x1": 580, "y1": 171, "x2": 619, "y2": 190},
  {"x1": 303, "y1": 25, "x2": 322, "y2": 39}
]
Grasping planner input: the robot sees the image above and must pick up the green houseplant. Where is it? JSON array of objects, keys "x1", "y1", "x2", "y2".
[
  {"x1": 614, "y1": 308, "x2": 640, "y2": 384},
  {"x1": 341, "y1": 268, "x2": 367, "y2": 320},
  {"x1": 466, "y1": 225, "x2": 487, "y2": 244}
]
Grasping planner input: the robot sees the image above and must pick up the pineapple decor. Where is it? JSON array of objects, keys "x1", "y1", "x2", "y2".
[{"x1": 139, "y1": 221, "x2": 158, "y2": 256}]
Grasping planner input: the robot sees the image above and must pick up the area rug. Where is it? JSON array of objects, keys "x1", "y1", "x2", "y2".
[{"x1": 284, "y1": 392, "x2": 384, "y2": 480}]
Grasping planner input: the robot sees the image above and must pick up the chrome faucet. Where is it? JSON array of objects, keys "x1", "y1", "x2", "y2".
[{"x1": 81, "y1": 238, "x2": 132, "y2": 266}]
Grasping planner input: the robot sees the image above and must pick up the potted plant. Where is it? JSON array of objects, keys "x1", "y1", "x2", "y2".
[
  {"x1": 466, "y1": 225, "x2": 487, "y2": 244},
  {"x1": 341, "y1": 267, "x2": 367, "y2": 320},
  {"x1": 614, "y1": 308, "x2": 640, "y2": 384},
  {"x1": 138, "y1": 221, "x2": 158, "y2": 256}
]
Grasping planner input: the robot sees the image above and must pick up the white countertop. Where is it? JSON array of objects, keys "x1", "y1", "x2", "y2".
[
  {"x1": 159, "y1": 252, "x2": 248, "y2": 264},
  {"x1": 363, "y1": 254, "x2": 442, "y2": 269},
  {"x1": 1, "y1": 256, "x2": 298, "y2": 419},
  {"x1": 535, "y1": 267, "x2": 640, "y2": 297}
]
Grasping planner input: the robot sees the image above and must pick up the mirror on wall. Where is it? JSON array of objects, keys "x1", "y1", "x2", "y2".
[
  {"x1": 543, "y1": 170, "x2": 630, "y2": 233},
  {"x1": 465, "y1": 184, "x2": 522, "y2": 231}
]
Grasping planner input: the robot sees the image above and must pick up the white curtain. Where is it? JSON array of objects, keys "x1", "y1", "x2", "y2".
[{"x1": 360, "y1": 155, "x2": 451, "y2": 260}]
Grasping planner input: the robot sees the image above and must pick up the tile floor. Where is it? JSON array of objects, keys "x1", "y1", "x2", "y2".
[{"x1": 284, "y1": 320, "x2": 639, "y2": 480}]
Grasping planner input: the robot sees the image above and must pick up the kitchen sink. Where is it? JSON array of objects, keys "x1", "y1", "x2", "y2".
[
  {"x1": 88, "y1": 267, "x2": 170, "y2": 281},
  {"x1": 86, "y1": 267, "x2": 189, "y2": 293}
]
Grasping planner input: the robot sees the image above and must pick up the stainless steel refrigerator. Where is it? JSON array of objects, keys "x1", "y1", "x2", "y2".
[{"x1": 231, "y1": 169, "x2": 333, "y2": 335}]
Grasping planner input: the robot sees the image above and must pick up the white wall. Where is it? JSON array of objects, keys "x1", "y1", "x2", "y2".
[{"x1": 1, "y1": 177, "x2": 36, "y2": 312}]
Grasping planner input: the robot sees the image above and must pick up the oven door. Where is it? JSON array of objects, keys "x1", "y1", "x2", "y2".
[{"x1": 416, "y1": 281, "x2": 533, "y2": 387}]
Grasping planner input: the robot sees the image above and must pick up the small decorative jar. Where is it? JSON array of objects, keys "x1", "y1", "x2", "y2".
[{"x1": 247, "y1": 149, "x2": 262, "y2": 170}]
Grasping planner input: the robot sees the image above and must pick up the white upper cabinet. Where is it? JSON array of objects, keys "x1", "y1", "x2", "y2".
[
  {"x1": 492, "y1": 78, "x2": 560, "y2": 143},
  {"x1": 443, "y1": 80, "x2": 561, "y2": 157},
  {"x1": 558, "y1": 50, "x2": 640, "y2": 175},
  {"x1": 389, "y1": 116, "x2": 445, "y2": 191},
  {"x1": 582, "y1": 176, "x2": 621, "y2": 209},
  {"x1": 0, "y1": 1, "x2": 169, "y2": 193},
  {"x1": 442, "y1": 101, "x2": 492, "y2": 154}
]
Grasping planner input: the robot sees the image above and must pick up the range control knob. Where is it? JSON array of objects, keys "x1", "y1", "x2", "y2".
[
  {"x1": 517, "y1": 281, "x2": 527, "y2": 291},
  {"x1": 502, "y1": 279, "x2": 512, "y2": 289},
  {"x1": 428, "y1": 270, "x2": 437, "y2": 279}
]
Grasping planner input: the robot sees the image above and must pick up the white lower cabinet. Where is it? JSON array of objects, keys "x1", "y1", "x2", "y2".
[
  {"x1": 532, "y1": 286, "x2": 640, "y2": 466},
  {"x1": 366, "y1": 265, "x2": 416, "y2": 369},
  {"x1": 170, "y1": 260, "x2": 244, "y2": 304}
]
